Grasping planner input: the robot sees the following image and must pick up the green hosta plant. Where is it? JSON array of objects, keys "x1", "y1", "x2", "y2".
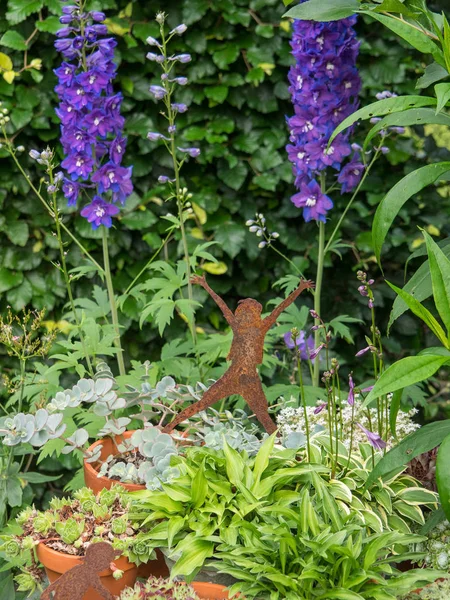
[
  {"x1": 130, "y1": 433, "x2": 437, "y2": 583},
  {"x1": 119, "y1": 577, "x2": 201, "y2": 600},
  {"x1": 0, "y1": 485, "x2": 154, "y2": 597}
]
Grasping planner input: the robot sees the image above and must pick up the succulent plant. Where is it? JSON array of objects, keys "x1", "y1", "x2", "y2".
[
  {"x1": 413, "y1": 520, "x2": 450, "y2": 571},
  {"x1": 97, "y1": 426, "x2": 181, "y2": 490},
  {"x1": 119, "y1": 577, "x2": 200, "y2": 600},
  {"x1": 402, "y1": 578, "x2": 450, "y2": 599},
  {"x1": 55, "y1": 517, "x2": 85, "y2": 545}
]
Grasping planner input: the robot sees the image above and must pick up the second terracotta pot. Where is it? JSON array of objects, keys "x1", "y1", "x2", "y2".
[
  {"x1": 37, "y1": 542, "x2": 137, "y2": 600},
  {"x1": 83, "y1": 431, "x2": 145, "y2": 495},
  {"x1": 192, "y1": 581, "x2": 238, "y2": 599}
]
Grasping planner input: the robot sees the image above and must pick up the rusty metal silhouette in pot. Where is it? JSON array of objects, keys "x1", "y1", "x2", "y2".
[
  {"x1": 163, "y1": 275, "x2": 315, "y2": 435},
  {"x1": 40, "y1": 542, "x2": 119, "y2": 600}
]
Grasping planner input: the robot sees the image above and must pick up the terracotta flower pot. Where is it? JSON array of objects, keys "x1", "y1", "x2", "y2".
[
  {"x1": 83, "y1": 431, "x2": 145, "y2": 495},
  {"x1": 83, "y1": 431, "x2": 169, "y2": 579},
  {"x1": 192, "y1": 582, "x2": 238, "y2": 599},
  {"x1": 37, "y1": 542, "x2": 137, "y2": 600}
]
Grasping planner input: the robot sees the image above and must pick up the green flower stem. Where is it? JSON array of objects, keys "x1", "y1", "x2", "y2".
[
  {"x1": 297, "y1": 353, "x2": 310, "y2": 461},
  {"x1": 160, "y1": 24, "x2": 197, "y2": 347},
  {"x1": 49, "y1": 173, "x2": 94, "y2": 377},
  {"x1": 313, "y1": 219, "x2": 326, "y2": 387},
  {"x1": 124, "y1": 231, "x2": 173, "y2": 296},
  {"x1": 323, "y1": 148, "x2": 381, "y2": 256},
  {"x1": 4, "y1": 142, "x2": 104, "y2": 275},
  {"x1": 5, "y1": 358, "x2": 26, "y2": 476},
  {"x1": 102, "y1": 228, "x2": 126, "y2": 377}
]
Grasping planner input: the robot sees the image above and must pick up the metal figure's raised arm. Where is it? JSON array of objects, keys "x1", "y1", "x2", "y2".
[
  {"x1": 263, "y1": 279, "x2": 315, "y2": 331},
  {"x1": 191, "y1": 275, "x2": 236, "y2": 327}
]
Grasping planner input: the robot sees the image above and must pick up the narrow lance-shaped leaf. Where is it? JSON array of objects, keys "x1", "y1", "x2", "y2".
[
  {"x1": 372, "y1": 162, "x2": 450, "y2": 266},
  {"x1": 389, "y1": 241, "x2": 450, "y2": 331},
  {"x1": 436, "y1": 433, "x2": 450, "y2": 520},
  {"x1": 328, "y1": 95, "x2": 436, "y2": 146},
  {"x1": 385, "y1": 280, "x2": 448, "y2": 348},
  {"x1": 363, "y1": 108, "x2": 450, "y2": 152},
  {"x1": 366, "y1": 12, "x2": 445, "y2": 67},
  {"x1": 423, "y1": 229, "x2": 450, "y2": 338},
  {"x1": 362, "y1": 354, "x2": 450, "y2": 407},
  {"x1": 389, "y1": 388, "x2": 403, "y2": 441},
  {"x1": 365, "y1": 421, "x2": 450, "y2": 489}
]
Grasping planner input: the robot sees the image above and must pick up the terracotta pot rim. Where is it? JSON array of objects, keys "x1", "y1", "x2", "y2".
[
  {"x1": 192, "y1": 581, "x2": 238, "y2": 599},
  {"x1": 37, "y1": 541, "x2": 135, "y2": 576},
  {"x1": 84, "y1": 432, "x2": 146, "y2": 492}
]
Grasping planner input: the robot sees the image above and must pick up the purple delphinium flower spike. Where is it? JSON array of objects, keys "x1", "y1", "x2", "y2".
[
  {"x1": 54, "y1": 2, "x2": 133, "y2": 228},
  {"x1": 286, "y1": 9, "x2": 361, "y2": 222},
  {"x1": 356, "y1": 423, "x2": 387, "y2": 450},
  {"x1": 283, "y1": 330, "x2": 315, "y2": 360}
]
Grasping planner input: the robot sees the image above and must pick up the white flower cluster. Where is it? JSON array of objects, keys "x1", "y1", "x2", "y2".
[{"x1": 277, "y1": 394, "x2": 419, "y2": 453}]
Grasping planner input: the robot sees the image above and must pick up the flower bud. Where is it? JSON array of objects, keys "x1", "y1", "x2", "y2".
[
  {"x1": 170, "y1": 24, "x2": 187, "y2": 35},
  {"x1": 146, "y1": 36, "x2": 161, "y2": 46}
]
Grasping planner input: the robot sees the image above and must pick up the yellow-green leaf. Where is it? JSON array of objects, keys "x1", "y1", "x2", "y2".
[
  {"x1": 3, "y1": 70, "x2": 16, "y2": 84},
  {"x1": 202, "y1": 261, "x2": 228, "y2": 275},
  {"x1": 0, "y1": 52, "x2": 13, "y2": 71}
]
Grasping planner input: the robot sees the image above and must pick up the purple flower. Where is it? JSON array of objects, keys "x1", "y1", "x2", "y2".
[
  {"x1": 348, "y1": 374, "x2": 355, "y2": 406},
  {"x1": 314, "y1": 402, "x2": 328, "y2": 414},
  {"x1": 283, "y1": 331, "x2": 315, "y2": 360},
  {"x1": 361, "y1": 385, "x2": 374, "y2": 393},
  {"x1": 146, "y1": 52, "x2": 165, "y2": 63},
  {"x1": 286, "y1": 13, "x2": 361, "y2": 222},
  {"x1": 147, "y1": 132, "x2": 170, "y2": 141},
  {"x1": 291, "y1": 179, "x2": 333, "y2": 223},
  {"x1": 158, "y1": 175, "x2": 175, "y2": 184},
  {"x1": 170, "y1": 54, "x2": 191, "y2": 63},
  {"x1": 355, "y1": 345, "x2": 375, "y2": 357},
  {"x1": 177, "y1": 147, "x2": 201, "y2": 158},
  {"x1": 146, "y1": 36, "x2": 161, "y2": 47},
  {"x1": 80, "y1": 196, "x2": 119, "y2": 229},
  {"x1": 171, "y1": 77, "x2": 188, "y2": 85},
  {"x1": 91, "y1": 162, "x2": 133, "y2": 204},
  {"x1": 171, "y1": 103, "x2": 188, "y2": 113},
  {"x1": 338, "y1": 159, "x2": 365, "y2": 194},
  {"x1": 149, "y1": 85, "x2": 167, "y2": 100},
  {"x1": 309, "y1": 343, "x2": 325, "y2": 361},
  {"x1": 54, "y1": 4, "x2": 133, "y2": 227},
  {"x1": 170, "y1": 24, "x2": 187, "y2": 35},
  {"x1": 356, "y1": 423, "x2": 387, "y2": 450}
]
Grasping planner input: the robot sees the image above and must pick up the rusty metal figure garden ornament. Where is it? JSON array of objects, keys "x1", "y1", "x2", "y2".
[
  {"x1": 163, "y1": 275, "x2": 315, "y2": 435},
  {"x1": 40, "y1": 542, "x2": 119, "y2": 600}
]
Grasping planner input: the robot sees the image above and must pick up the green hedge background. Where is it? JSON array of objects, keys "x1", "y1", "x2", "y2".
[{"x1": 0, "y1": 0, "x2": 449, "y2": 413}]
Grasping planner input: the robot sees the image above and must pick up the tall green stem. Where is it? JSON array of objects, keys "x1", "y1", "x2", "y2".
[
  {"x1": 313, "y1": 219, "x2": 326, "y2": 386},
  {"x1": 3, "y1": 141, "x2": 104, "y2": 274},
  {"x1": 102, "y1": 229, "x2": 125, "y2": 377},
  {"x1": 160, "y1": 25, "x2": 197, "y2": 347},
  {"x1": 50, "y1": 182, "x2": 94, "y2": 376},
  {"x1": 297, "y1": 353, "x2": 310, "y2": 461}
]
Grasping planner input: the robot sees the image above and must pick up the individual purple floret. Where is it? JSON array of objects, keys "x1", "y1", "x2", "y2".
[
  {"x1": 53, "y1": 1, "x2": 133, "y2": 228},
  {"x1": 284, "y1": 330, "x2": 315, "y2": 360},
  {"x1": 286, "y1": 10, "x2": 362, "y2": 222},
  {"x1": 356, "y1": 423, "x2": 387, "y2": 450}
]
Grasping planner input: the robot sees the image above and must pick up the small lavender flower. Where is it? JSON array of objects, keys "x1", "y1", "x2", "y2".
[
  {"x1": 310, "y1": 343, "x2": 325, "y2": 361},
  {"x1": 314, "y1": 402, "x2": 328, "y2": 415},
  {"x1": 284, "y1": 331, "x2": 315, "y2": 360},
  {"x1": 171, "y1": 53, "x2": 191, "y2": 63},
  {"x1": 355, "y1": 345, "x2": 376, "y2": 357},
  {"x1": 170, "y1": 24, "x2": 187, "y2": 35},
  {"x1": 177, "y1": 147, "x2": 200, "y2": 157},
  {"x1": 172, "y1": 103, "x2": 188, "y2": 113},
  {"x1": 348, "y1": 374, "x2": 355, "y2": 406},
  {"x1": 356, "y1": 423, "x2": 387, "y2": 450},
  {"x1": 149, "y1": 85, "x2": 167, "y2": 100}
]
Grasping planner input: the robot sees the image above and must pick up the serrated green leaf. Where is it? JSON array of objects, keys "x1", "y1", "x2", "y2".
[
  {"x1": 6, "y1": 0, "x2": 45, "y2": 25},
  {"x1": 0, "y1": 31, "x2": 27, "y2": 50}
]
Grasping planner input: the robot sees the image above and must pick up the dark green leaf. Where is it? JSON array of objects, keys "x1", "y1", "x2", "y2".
[
  {"x1": 365, "y1": 421, "x2": 450, "y2": 489},
  {"x1": 283, "y1": 0, "x2": 359, "y2": 21},
  {"x1": 7, "y1": 278, "x2": 33, "y2": 310},
  {"x1": 217, "y1": 162, "x2": 248, "y2": 191},
  {"x1": 6, "y1": 220, "x2": 29, "y2": 246},
  {"x1": 362, "y1": 354, "x2": 450, "y2": 407},
  {"x1": 204, "y1": 85, "x2": 229, "y2": 104},
  {"x1": 6, "y1": 0, "x2": 45, "y2": 24},
  {"x1": 435, "y1": 82, "x2": 450, "y2": 114},
  {"x1": 389, "y1": 389, "x2": 403, "y2": 440},
  {"x1": 372, "y1": 162, "x2": 450, "y2": 266},
  {"x1": 0, "y1": 267, "x2": 23, "y2": 292},
  {"x1": 416, "y1": 62, "x2": 449, "y2": 89},
  {"x1": 0, "y1": 31, "x2": 27, "y2": 50},
  {"x1": 423, "y1": 229, "x2": 450, "y2": 336},
  {"x1": 6, "y1": 476, "x2": 22, "y2": 507},
  {"x1": 19, "y1": 472, "x2": 62, "y2": 483},
  {"x1": 35, "y1": 16, "x2": 61, "y2": 33},
  {"x1": 329, "y1": 96, "x2": 436, "y2": 146},
  {"x1": 215, "y1": 223, "x2": 246, "y2": 259}
]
